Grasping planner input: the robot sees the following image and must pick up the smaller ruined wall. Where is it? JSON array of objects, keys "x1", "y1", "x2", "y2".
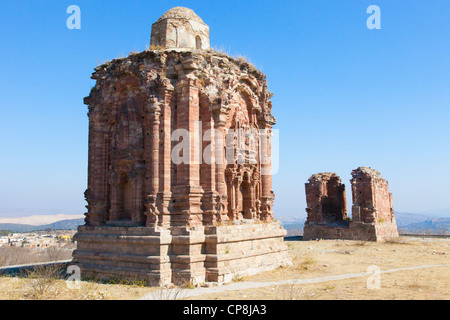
[
  {"x1": 305, "y1": 173, "x2": 347, "y2": 225},
  {"x1": 350, "y1": 167, "x2": 394, "y2": 224},
  {"x1": 303, "y1": 168, "x2": 398, "y2": 241}
]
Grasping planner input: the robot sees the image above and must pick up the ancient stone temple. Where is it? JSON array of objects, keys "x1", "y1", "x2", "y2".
[
  {"x1": 72, "y1": 7, "x2": 291, "y2": 286},
  {"x1": 303, "y1": 167, "x2": 399, "y2": 241}
]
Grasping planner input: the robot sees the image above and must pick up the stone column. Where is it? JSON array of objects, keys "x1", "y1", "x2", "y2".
[
  {"x1": 85, "y1": 112, "x2": 108, "y2": 226},
  {"x1": 157, "y1": 87, "x2": 174, "y2": 227},
  {"x1": 207, "y1": 97, "x2": 230, "y2": 223},
  {"x1": 172, "y1": 79, "x2": 204, "y2": 226},
  {"x1": 214, "y1": 125, "x2": 229, "y2": 222},
  {"x1": 259, "y1": 127, "x2": 274, "y2": 221},
  {"x1": 199, "y1": 94, "x2": 221, "y2": 225},
  {"x1": 144, "y1": 98, "x2": 161, "y2": 227}
]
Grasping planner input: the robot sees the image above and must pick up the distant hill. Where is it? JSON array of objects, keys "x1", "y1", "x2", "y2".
[
  {"x1": 0, "y1": 218, "x2": 85, "y2": 233},
  {"x1": 394, "y1": 212, "x2": 434, "y2": 227},
  {"x1": 277, "y1": 216, "x2": 305, "y2": 237},
  {"x1": 278, "y1": 211, "x2": 449, "y2": 236},
  {"x1": 0, "y1": 214, "x2": 84, "y2": 226},
  {"x1": 399, "y1": 218, "x2": 450, "y2": 234},
  {"x1": 46, "y1": 218, "x2": 85, "y2": 230}
]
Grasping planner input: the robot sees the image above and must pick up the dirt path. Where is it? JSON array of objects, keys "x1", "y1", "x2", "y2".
[{"x1": 139, "y1": 263, "x2": 450, "y2": 300}]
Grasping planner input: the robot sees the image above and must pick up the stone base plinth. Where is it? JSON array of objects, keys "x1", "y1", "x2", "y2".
[
  {"x1": 204, "y1": 221, "x2": 292, "y2": 283},
  {"x1": 303, "y1": 219, "x2": 399, "y2": 242},
  {"x1": 72, "y1": 226, "x2": 173, "y2": 286},
  {"x1": 72, "y1": 221, "x2": 292, "y2": 286}
]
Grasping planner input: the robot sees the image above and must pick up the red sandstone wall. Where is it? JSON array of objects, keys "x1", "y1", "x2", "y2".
[{"x1": 304, "y1": 168, "x2": 398, "y2": 241}]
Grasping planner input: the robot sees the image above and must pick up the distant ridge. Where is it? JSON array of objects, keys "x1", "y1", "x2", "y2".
[
  {"x1": 400, "y1": 218, "x2": 450, "y2": 234},
  {"x1": 278, "y1": 211, "x2": 449, "y2": 236},
  {"x1": 0, "y1": 218, "x2": 85, "y2": 232},
  {"x1": 0, "y1": 214, "x2": 84, "y2": 226}
]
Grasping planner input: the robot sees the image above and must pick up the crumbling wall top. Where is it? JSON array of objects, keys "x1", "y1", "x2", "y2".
[
  {"x1": 308, "y1": 172, "x2": 341, "y2": 183},
  {"x1": 351, "y1": 167, "x2": 383, "y2": 181},
  {"x1": 85, "y1": 50, "x2": 273, "y2": 123}
]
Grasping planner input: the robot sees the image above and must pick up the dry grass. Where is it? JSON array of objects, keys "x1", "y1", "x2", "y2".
[
  {"x1": 0, "y1": 245, "x2": 75, "y2": 267},
  {"x1": 24, "y1": 264, "x2": 66, "y2": 298},
  {"x1": 0, "y1": 237, "x2": 448, "y2": 300},
  {"x1": 0, "y1": 275, "x2": 159, "y2": 300},
  {"x1": 296, "y1": 257, "x2": 317, "y2": 270},
  {"x1": 148, "y1": 45, "x2": 163, "y2": 51}
]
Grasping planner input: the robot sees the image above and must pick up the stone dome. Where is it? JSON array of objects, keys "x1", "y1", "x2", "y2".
[
  {"x1": 156, "y1": 7, "x2": 205, "y2": 24},
  {"x1": 150, "y1": 7, "x2": 210, "y2": 50}
]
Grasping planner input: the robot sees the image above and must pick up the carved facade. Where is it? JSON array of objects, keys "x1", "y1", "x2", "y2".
[
  {"x1": 72, "y1": 7, "x2": 291, "y2": 286},
  {"x1": 82, "y1": 51, "x2": 276, "y2": 229}
]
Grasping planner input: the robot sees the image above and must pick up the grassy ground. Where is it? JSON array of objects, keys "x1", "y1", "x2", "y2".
[{"x1": 0, "y1": 237, "x2": 448, "y2": 300}]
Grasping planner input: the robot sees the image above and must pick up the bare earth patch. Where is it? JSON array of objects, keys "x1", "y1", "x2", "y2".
[
  {"x1": 189, "y1": 237, "x2": 449, "y2": 300},
  {"x1": 0, "y1": 237, "x2": 448, "y2": 300}
]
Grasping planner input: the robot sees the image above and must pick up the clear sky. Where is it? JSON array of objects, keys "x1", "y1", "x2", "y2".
[{"x1": 0, "y1": 0, "x2": 449, "y2": 218}]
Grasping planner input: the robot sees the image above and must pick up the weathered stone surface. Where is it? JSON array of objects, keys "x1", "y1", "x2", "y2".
[
  {"x1": 72, "y1": 7, "x2": 291, "y2": 286},
  {"x1": 350, "y1": 167, "x2": 399, "y2": 240},
  {"x1": 350, "y1": 167, "x2": 394, "y2": 224},
  {"x1": 81, "y1": 50, "x2": 276, "y2": 228},
  {"x1": 303, "y1": 167, "x2": 399, "y2": 241},
  {"x1": 304, "y1": 173, "x2": 347, "y2": 225},
  {"x1": 150, "y1": 7, "x2": 210, "y2": 50}
]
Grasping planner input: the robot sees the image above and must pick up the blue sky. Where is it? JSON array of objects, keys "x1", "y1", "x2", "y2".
[{"x1": 0, "y1": 0, "x2": 449, "y2": 218}]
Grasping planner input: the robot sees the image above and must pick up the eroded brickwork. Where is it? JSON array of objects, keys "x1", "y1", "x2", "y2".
[
  {"x1": 82, "y1": 46, "x2": 276, "y2": 228},
  {"x1": 350, "y1": 167, "x2": 394, "y2": 224},
  {"x1": 303, "y1": 167, "x2": 398, "y2": 241},
  {"x1": 305, "y1": 173, "x2": 347, "y2": 225},
  {"x1": 350, "y1": 167, "x2": 398, "y2": 240},
  {"x1": 72, "y1": 7, "x2": 291, "y2": 286}
]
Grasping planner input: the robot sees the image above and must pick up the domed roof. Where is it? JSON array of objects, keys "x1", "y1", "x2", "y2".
[
  {"x1": 156, "y1": 7, "x2": 205, "y2": 24},
  {"x1": 150, "y1": 7, "x2": 210, "y2": 50}
]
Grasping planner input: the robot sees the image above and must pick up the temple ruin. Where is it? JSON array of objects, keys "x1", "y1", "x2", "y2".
[
  {"x1": 72, "y1": 7, "x2": 291, "y2": 286},
  {"x1": 303, "y1": 167, "x2": 399, "y2": 241}
]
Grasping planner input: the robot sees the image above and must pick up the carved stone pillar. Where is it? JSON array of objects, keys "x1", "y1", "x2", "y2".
[
  {"x1": 172, "y1": 79, "x2": 204, "y2": 226},
  {"x1": 85, "y1": 111, "x2": 108, "y2": 226},
  {"x1": 208, "y1": 124, "x2": 228, "y2": 224},
  {"x1": 199, "y1": 94, "x2": 220, "y2": 225},
  {"x1": 144, "y1": 97, "x2": 161, "y2": 227},
  {"x1": 157, "y1": 86, "x2": 173, "y2": 227},
  {"x1": 207, "y1": 96, "x2": 230, "y2": 223},
  {"x1": 259, "y1": 127, "x2": 274, "y2": 222},
  {"x1": 84, "y1": 189, "x2": 106, "y2": 226}
]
